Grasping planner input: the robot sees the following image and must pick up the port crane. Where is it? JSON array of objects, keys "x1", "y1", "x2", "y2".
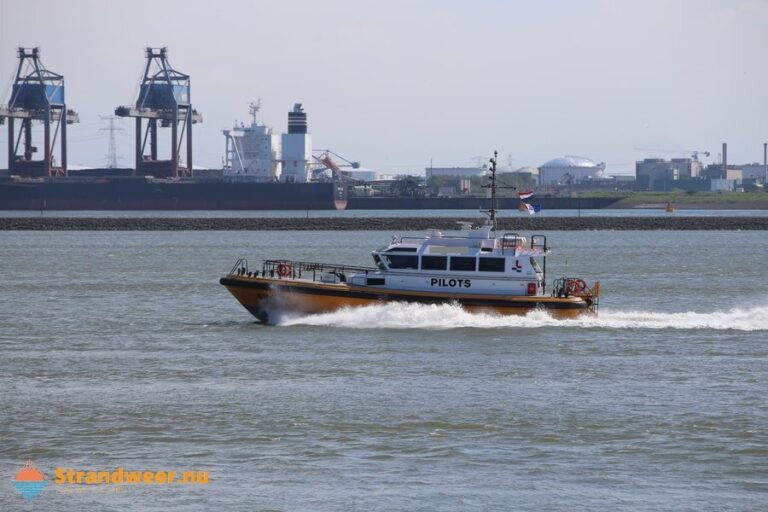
[
  {"x1": 115, "y1": 47, "x2": 202, "y2": 178},
  {"x1": 312, "y1": 149, "x2": 360, "y2": 180},
  {"x1": 0, "y1": 47, "x2": 80, "y2": 177}
]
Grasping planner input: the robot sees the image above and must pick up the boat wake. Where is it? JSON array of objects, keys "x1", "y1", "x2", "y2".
[{"x1": 278, "y1": 302, "x2": 768, "y2": 331}]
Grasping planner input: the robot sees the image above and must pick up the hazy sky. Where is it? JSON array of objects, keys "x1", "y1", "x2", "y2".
[{"x1": 1, "y1": 0, "x2": 766, "y2": 174}]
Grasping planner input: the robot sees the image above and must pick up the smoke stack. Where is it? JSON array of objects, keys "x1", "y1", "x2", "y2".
[
  {"x1": 722, "y1": 142, "x2": 727, "y2": 172},
  {"x1": 287, "y1": 103, "x2": 308, "y2": 134}
]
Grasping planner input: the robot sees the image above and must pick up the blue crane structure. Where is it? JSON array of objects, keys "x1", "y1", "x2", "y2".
[
  {"x1": 115, "y1": 47, "x2": 202, "y2": 178},
  {"x1": 0, "y1": 47, "x2": 79, "y2": 177}
]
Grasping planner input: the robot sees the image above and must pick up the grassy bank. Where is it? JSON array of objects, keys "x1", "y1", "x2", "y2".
[{"x1": 579, "y1": 191, "x2": 768, "y2": 208}]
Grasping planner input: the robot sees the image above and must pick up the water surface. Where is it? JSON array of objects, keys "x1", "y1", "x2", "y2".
[{"x1": 1, "y1": 230, "x2": 766, "y2": 510}]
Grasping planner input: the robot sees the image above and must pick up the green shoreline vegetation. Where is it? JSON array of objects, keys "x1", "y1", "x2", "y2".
[{"x1": 578, "y1": 190, "x2": 768, "y2": 208}]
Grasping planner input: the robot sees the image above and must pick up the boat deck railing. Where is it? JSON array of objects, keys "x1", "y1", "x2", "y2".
[
  {"x1": 229, "y1": 258, "x2": 376, "y2": 282},
  {"x1": 552, "y1": 277, "x2": 600, "y2": 313}
]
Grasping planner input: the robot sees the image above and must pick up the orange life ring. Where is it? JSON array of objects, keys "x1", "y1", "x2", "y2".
[
  {"x1": 566, "y1": 278, "x2": 587, "y2": 295},
  {"x1": 276, "y1": 263, "x2": 292, "y2": 278}
]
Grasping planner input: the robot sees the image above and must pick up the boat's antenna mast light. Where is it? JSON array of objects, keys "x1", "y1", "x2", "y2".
[
  {"x1": 487, "y1": 151, "x2": 499, "y2": 232},
  {"x1": 481, "y1": 150, "x2": 517, "y2": 235}
]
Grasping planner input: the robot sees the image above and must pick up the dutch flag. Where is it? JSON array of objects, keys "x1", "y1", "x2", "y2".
[
  {"x1": 524, "y1": 202, "x2": 541, "y2": 215},
  {"x1": 518, "y1": 191, "x2": 534, "y2": 200}
]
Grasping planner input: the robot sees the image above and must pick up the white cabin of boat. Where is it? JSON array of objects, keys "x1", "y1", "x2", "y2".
[{"x1": 342, "y1": 225, "x2": 550, "y2": 296}]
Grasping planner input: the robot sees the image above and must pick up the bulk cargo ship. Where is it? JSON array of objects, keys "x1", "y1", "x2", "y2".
[
  {"x1": 0, "y1": 99, "x2": 348, "y2": 210},
  {"x1": 0, "y1": 175, "x2": 348, "y2": 210}
]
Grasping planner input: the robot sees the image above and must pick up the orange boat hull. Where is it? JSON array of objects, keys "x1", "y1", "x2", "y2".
[{"x1": 220, "y1": 275, "x2": 592, "y2": 323}]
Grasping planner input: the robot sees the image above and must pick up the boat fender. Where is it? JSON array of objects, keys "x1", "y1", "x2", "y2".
[{"x1": 277, "y1": 263, "x2": 292, "y2": 278}]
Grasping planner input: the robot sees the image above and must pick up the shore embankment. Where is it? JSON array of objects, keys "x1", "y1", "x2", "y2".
[{"x1": 2, "y1": 217, "x2": 768, "y2": 230}]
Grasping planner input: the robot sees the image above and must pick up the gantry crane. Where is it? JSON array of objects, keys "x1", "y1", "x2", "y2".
[
  {"x1": 0, "y1": 47, "x2": 79, "y2": 177},
  {"x1": 115, "y1": 47, "x2": 202, "y2": 178}
]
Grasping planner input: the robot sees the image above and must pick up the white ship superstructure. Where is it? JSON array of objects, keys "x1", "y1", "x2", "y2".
[
  {"x1": 223, "y1": 102, "x2": 313, "y2": 183},
  {"x1": 223, "y1": 102, "x2": 282, "y2": 180}
]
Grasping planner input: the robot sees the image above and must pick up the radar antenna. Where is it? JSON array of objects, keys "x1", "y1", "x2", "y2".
[{"x1": 249, "y1": 99, "x2": 261, "y2": 124}]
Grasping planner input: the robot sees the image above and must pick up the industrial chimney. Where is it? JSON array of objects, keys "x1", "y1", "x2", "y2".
[{"x1": 281, "y1": 103, "x2": 311, "y2": 183}]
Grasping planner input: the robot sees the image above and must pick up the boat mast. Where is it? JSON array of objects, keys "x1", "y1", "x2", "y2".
[
  {"x1": 481, "y1": 150, "x2": 516, "y2": 235},
  {"x1": 482, "y1": 150, "x2": 499, "y2": 233}
]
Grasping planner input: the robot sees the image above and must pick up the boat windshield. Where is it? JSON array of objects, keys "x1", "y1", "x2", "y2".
[
  {"x1": 380, "y1": 254, "x2": 418, "y2": 269},
  {"x1": 372, "y1": 254, "x2": 386, "y2": 270},
  {"x1": 529, "y1": 257, "x2": 543, "y2": 274}
]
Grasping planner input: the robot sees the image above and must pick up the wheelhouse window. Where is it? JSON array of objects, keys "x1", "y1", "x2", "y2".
[
  {"x1": 450, "y1": 256, "x2": 477, "y2": 271},
  {"x1": 479, "y1": 257, "x2": 506, "y2": 272},
  {"x1": 385, "y1": 247, "x2": 417, "y2": 252},
  {"x1": 421, "y1": 255, "x2": 447, "y2": 270},
  {"x1": 372, "y1": 254, "x2": 386, "y2": 270},
  {"x1": 381, "y1": 254, "x2": 418, "y2": 269}
]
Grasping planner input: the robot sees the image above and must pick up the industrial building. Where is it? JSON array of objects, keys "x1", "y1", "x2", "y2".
[
  {"x1": 538, "y1": 156, "x2": 605, "y2": 185},
  {"x1": 740, "y1": 162, "x2": 767, "y2": 191},
  {"x1": 636, "y1": 143, "x2": 767, "y2": 191},
  {"x1": 425, "y1": 167, "x2": 486, "y2": 179},
  {"x1": 635, "y1": 158, "x2": 703, "y2": 190},
  {"x1": 339, "y1": 168, "x2": 387, "y2": 182},
  {"x1": 502, "y1": 166, "x2": 539, "y2": 178},
  {"x1": 736, "y1": 163, "x2": 767, "y2": 181}
]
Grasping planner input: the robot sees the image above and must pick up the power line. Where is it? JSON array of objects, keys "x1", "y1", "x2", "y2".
[{"x1": 99, "y1": 115, "x2": 124, "y2": 168}]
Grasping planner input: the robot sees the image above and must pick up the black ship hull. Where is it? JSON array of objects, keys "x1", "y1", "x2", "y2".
[{"x1": 0, "y1": 178, "x2": 348, "y2": 210}]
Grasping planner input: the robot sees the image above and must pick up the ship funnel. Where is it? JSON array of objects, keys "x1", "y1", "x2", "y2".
[{"x1": 288, "y1": 103, "x2": 307, "y2": 134}]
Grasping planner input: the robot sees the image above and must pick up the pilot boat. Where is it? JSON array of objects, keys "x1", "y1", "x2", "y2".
[{"x1": 220, "y1": 152, "x2": 600, "y2": 322}]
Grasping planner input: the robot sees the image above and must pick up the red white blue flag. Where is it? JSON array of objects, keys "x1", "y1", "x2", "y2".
[
  {"x1": 523, "y1": 202, "x2": 541, "y2": 215},
  {"x1": 518, "y1": 191, "x2": 534, "y2": 200}
]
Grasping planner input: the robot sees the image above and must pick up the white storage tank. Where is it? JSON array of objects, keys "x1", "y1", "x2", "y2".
[{"x1": 538, "y1": 156, "x2": 605, "y2": 185}]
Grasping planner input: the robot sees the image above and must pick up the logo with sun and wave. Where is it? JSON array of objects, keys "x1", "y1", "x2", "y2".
[{"x1": 13, "y1": 460, "x2": 48, "y2": 501}]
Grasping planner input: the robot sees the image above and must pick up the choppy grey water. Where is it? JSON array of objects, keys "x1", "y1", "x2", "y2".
[{"x1": 1, "y1": 230, "x2": 766, "y2": 511}]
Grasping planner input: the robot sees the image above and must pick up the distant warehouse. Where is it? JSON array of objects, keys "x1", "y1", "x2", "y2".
[
  {"x1": 635, "y1": 158, "x2": 745, "y2": 191},
  {"x1": 635, "y1": 158, "x2": 703, "y2": 190},
  {"x1": 425, "y1": 167, "x2": 486, "y2": 179}
]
